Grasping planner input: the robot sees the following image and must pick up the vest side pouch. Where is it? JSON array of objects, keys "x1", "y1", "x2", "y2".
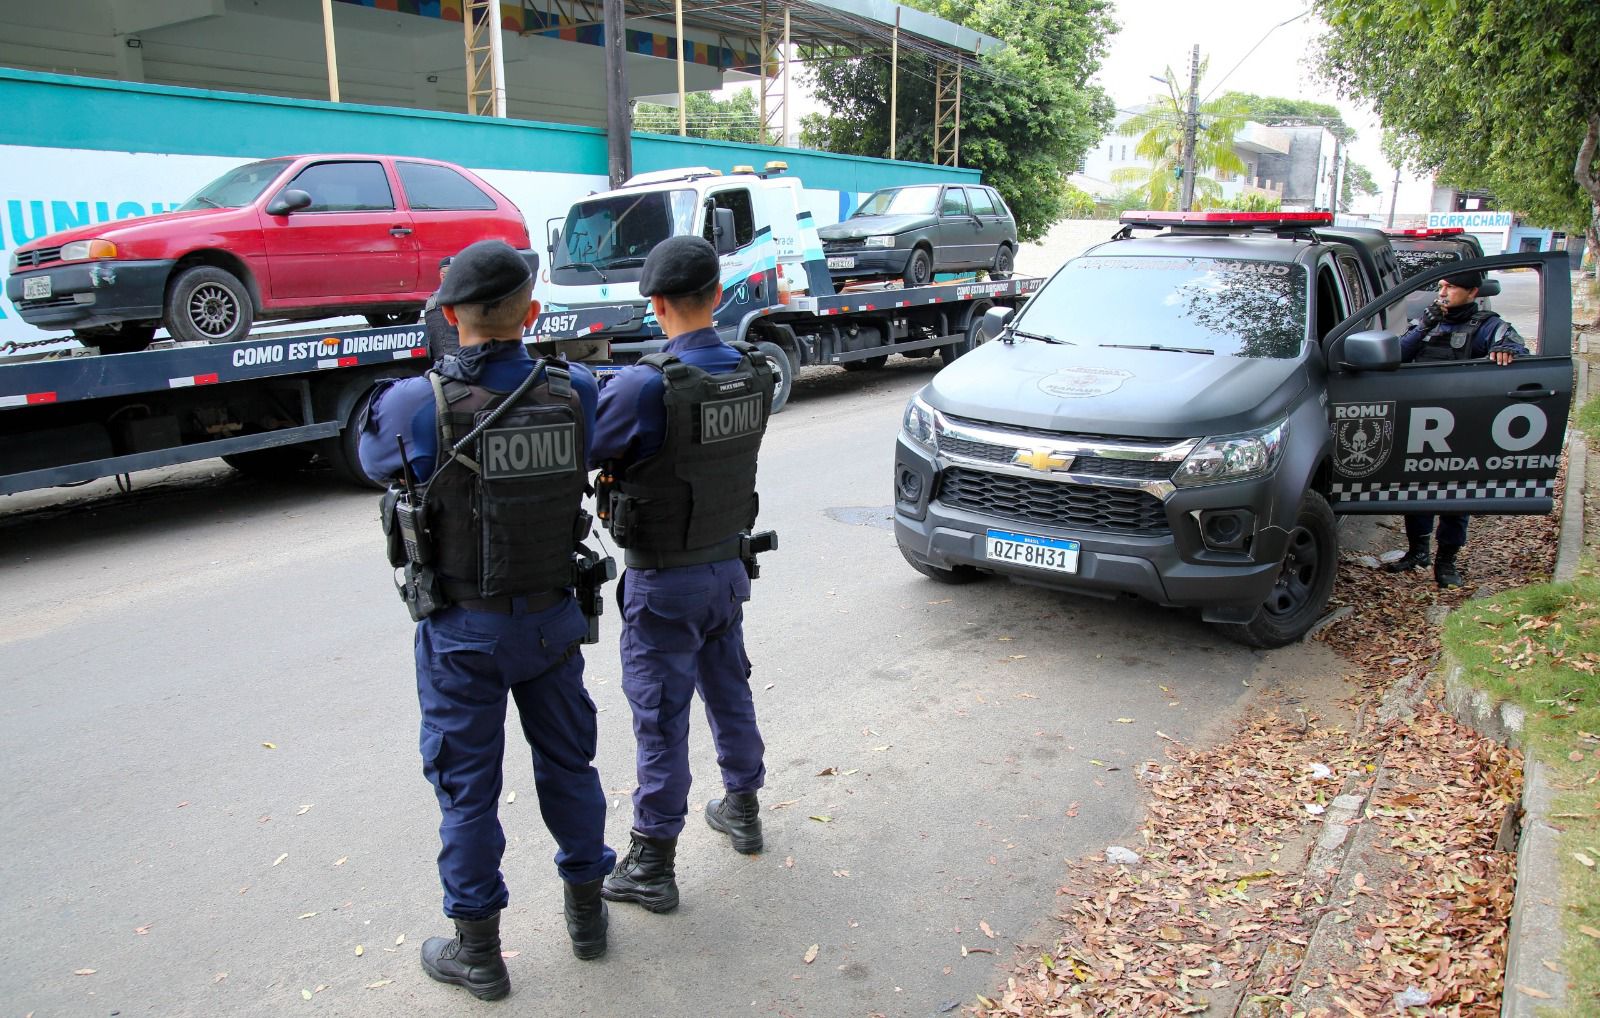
[
  {"x1": 475, "y1": 403, "x2": 584, "y2": 597},
  {"x1": 380, "y1": 487, "x2": 407, "y2": 568}
]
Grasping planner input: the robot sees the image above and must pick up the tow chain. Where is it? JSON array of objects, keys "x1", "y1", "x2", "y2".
[{"x1": 1, "y1": 335, "x2": 80, "y2": 355}]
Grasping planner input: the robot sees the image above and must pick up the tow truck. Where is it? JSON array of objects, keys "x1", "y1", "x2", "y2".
[{"x1": 1, "y1": 162, "x2": 1035, "y2": 497}]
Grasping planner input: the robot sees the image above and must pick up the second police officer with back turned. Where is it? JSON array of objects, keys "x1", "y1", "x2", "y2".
[
  {"x1": 590, "y1": 235, "x2": 778, "y2": 915},
  {"x1": 358, "y1": 240, "x2": 616, "y2": 1002}
]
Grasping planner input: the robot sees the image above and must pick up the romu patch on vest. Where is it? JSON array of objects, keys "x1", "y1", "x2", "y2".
[
  {"x1": 481, "y1": 423, "x2": 578, "y2": 478},
  {"x1": 699, "y1": 393, "x2": 763, "y2": 444}
]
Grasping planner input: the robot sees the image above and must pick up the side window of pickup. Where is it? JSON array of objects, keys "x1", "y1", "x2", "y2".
[
  {"x1": 1314, "y1": 262, "x2": 1347, "y2": 342},
  {"x1": 1335, "y1": 254, "x2": 1375, "y2": 331}
]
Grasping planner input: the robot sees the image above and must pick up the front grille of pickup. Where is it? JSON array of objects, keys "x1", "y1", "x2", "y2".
[
  {"x1": 939, "y1": 436, "x2": 1177, "y2": 479},
  {"x1": 15, "y1": 247, "x2": 63, "y2": 268},
  {"x1": 937, "y1": 467, "x2": 1170, "y2": 535}
]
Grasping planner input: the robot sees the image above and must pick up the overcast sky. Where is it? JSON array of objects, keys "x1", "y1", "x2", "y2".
[{"x1": 1092, "y1": 0, "x2": 1429, "y2": 214}]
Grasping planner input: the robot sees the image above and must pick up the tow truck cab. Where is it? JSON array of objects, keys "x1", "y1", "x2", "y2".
[
  {"x1": 893, "y1": 211, "x2": 1572, "y2": 647},
  {"x1": 535, "y1": 162, "x2": 834, "y2": 359}
]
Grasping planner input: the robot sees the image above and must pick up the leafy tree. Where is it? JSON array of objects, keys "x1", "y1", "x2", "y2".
[
  {"x1": 1207, "y1": 192, "x2": 1284, "y2": 212},
  {"x1": 1313, "y1": 0, "x2": 1600, "y2": 286},
  {"x1": 1112, "y1": 60, "x2": 1250, "y2": 211},
  {"x1": 1225, "y1": 92, "x2": 1379, "y2": 212},
  {"x1": 634, "y1": 90, "x2": 762, "y2": 144},
  {"x1": 799, "y1": 0, "x2": 1116, "y2": 242}
]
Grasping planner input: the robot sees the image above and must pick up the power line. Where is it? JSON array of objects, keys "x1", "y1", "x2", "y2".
[{"x1": 1202, "y1": 7, "x2": 1313, "y2": 102}]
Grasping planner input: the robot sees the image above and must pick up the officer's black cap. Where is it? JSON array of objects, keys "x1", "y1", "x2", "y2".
[
  {"x1": 1443, "y1": 268, "x2": 1483, "y2": 290},
  {"x1": 439, "y1": 255, "x2": 453, "y2": 269},
  {"x1": 436, "y1": 240, "x2": 534, "y2": 306},
  {"x1": 638, "y1": 236, "x2": 720, "y2": 298}
]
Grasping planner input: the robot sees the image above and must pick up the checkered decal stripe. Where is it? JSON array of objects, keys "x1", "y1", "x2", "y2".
[{"x1": 1330, "y1": 479, "x2": 1554, "y2": 502}]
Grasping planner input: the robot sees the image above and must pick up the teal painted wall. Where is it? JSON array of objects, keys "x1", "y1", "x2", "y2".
[{"x1": 0, "y1": 67, "x2": 978, "y2": 193}]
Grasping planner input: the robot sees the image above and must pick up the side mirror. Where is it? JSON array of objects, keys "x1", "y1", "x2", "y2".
[
  {"x1": 266, "y1": 189, "x2": 312, "y2": 216},
  {"x1": 547, "y1": 227, "x2": 561, "y2": 257},
  {"x1": 712, "y1": 208, "x2": 738, "y2": 255},
  {"x1": 979, "y1": 305, "x2": 1015, "y2": 340},
  {"x1": 1477, "y1": 278, "x2": 1501, "y2": 298},
  {"x1": 1339, "y1": 330, "x2": 1401, "y2": 371}
]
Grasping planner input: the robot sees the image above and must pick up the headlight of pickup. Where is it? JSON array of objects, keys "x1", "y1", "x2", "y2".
[
  {"x1": 901, "y1": 392, "x2": 937, "y2": 450},
  {"x1": 60, "y1": 239, "x2": 118, "y2": 262},
  {"x1": 1173, "y1": 419, "x2": 1288, "y2": 487},
  {"x1": 864, "y1": 235, "x2": 897, "y2": 248}
]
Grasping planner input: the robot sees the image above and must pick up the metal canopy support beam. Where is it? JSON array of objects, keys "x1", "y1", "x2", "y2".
[
  {"x1": 465, "y1": 0, "x2": 507, "y2": 117},
  {"x1": 933, "y1": 62, "x2": 962, "y2": 167},
  {"x1": 321, "y1": 0, "x2": 341, "y2": 102},
  {"x1": 757, "y1": 2, "x2": 790, "y2": 146},
  {"x1": 675, "y1": 0, "x2": 686, "y2": 135}
]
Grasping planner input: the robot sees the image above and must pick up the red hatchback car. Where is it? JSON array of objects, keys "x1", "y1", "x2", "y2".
[{"x1": 5, "y1": 154, "x2": 530, "y2": 353}]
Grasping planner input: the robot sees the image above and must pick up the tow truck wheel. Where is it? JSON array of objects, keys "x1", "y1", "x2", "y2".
[
  {"x1": 1217, "y1": 491, "x2": 1338, "y2": 649},
  {"x1": 989, "y1": 245, "x2": 1015, "y2": 281},
  {"x1": 941, "y1": 301, "x2": 993, "y2": 366},
  {"x1": 899, "y1": 544, "x2": 985, "y2": 585},
  {"x1": 222, "y1": 442, "x2": 317, "y2": 479},
  {"x1": 842, "y1": 356, "x2": 888, "y2": 372},
  {"x1": 165, "y1": 265, "x2": 253, "y2": 345},
  {"x1": 754, "y1": 340, "x2": 793, "y2": 414}
]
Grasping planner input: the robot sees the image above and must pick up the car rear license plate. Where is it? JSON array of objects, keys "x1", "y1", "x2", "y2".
[
  {"x1": 985, "y1": 528, "x2": 1079, "y2": 573},
  {"x1": 827, "y1": 256, "x2": 855, "y2": 269},
  {"x1": 23, "y1": 276, "x2": 51, "y2": 300}
]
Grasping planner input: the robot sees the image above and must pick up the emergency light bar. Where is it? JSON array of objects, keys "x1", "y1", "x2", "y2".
[
  {"x1": 1388, "y1": 227, "x2": 1466, "y2": 237},
  {"x1": 1120, "y1": 210, "x2": 1335, "y2": 227}
]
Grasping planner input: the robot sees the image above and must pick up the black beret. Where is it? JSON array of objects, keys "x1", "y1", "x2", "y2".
[
  {"x1": 1443, "y1": 268, "x2": 1483, "y2": 290},
  {"x1": 438, "y1": 255, "x2": 453, "y2": 269},
  {"x1": 436, "y1": 240, "x2": 534, "y2": 306},
  {"x1": 639, "y1": 236, "x2": 720, "y2": 297}
]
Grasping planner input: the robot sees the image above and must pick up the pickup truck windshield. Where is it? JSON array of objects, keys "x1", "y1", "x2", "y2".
[
  {"x1": 178, "y1": 158, "x2": 293, "y2": 210},
  {"x1": 1395, "y1": 248, "x2": 1462, "y2": 280},
  {"x1": 855, "y1": 186, "x2": 939, "y2": 217},
  {"x1": 1017, "y1": 256, "x2": 1309, "y2": 359},
  {"x1": 554, "y1": 189, "x2": 698, "y2": 270}
]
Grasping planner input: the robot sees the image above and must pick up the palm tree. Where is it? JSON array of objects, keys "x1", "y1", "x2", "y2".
[{"x1": 1111, "y1": 58, "x2": 1250, "y2": 210}]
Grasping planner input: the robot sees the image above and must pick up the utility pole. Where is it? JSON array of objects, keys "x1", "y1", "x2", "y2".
[
  {"x1": 1179, "y1": 44, "x2": 1199, "y2": 212},
  {"x1": 1387, "y1": 165, "x2": 1401, "y2": 228},
  {"x1": 603, "y1": 0, "x2": 631, "y2": 188}
]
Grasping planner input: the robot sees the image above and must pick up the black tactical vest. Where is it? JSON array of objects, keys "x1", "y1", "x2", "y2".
[
  {"x1": 610, "y1": 343, "x2": 774, "y2": 566},
  {"x1": 1416, "y1": 307, "x2": 1501, "y2": 362},
  {"x1": 426, "y1": 362, "x2": 587, "y2": 601}
]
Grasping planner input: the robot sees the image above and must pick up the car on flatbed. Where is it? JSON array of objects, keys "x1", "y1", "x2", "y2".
[
  {"x1": 817, "y1": 182, "x2": 1018, "y2": 287},
  {"x1": 5, "y1": 154, "x2": 529, "y2": 353},
  {"x1": 893, "y1": 210, "x2": 1573, "y2": 647}
]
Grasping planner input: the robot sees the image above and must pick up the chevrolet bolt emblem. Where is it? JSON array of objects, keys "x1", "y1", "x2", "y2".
[{"x1": 1013, "y1": 447, "x2": 1073, "y2": 472}]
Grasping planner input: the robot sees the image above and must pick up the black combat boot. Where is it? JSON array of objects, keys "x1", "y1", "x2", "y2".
[
  {"x1": 563, "y1": 877, "x2": 608, "y2": 960},
  {"x1": 705, "y1": 790, "x2": 763, "y2": 854},
  {"x1": 420, "y1": 913, "x2": 510, "y2": 1001},
  {"x1": 1382, "y1": 536, "x2": 1432, "y2": 573},
  {"x1": 601, "y1": 831, "x2": 679, "y2": 913},
  {"x1": 1435, "y1": 544, "x2": 1463, "y2": 589}
]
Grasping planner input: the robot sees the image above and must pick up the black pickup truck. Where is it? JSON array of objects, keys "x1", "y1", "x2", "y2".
[{"x1": 893, "y1": 211, "x2": 1572, "y2": 647}]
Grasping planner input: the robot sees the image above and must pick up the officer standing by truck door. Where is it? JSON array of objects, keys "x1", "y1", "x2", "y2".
[
  {"x1": 1383, "y1": 268, "x2": 1528, "y2": 588},
  {"x1": 358, "y1": 240, "x2": 615, "y2": 1001},
  {"x1": 590, "y1": 236, "x2": 777, "y2": 914}
]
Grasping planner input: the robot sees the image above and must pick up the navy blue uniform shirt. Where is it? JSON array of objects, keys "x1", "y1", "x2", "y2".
[
  {"x1": 1399, "y1": 308, "x2": 1528, "y2": 363},
  {"x1": 589, "y1": 327, "x2": 741, "y2": 466},
  {"x1": 358, "y1": 339, "x2": 599, "y2": 482}
]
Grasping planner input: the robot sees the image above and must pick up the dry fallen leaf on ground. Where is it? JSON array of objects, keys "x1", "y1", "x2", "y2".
[
  {"x1": 803, "y1": 944, "x2": 819, "y2": 964},
  {"x1": 262, "y1": 742, "x2": 276, "y2": 750},
  {"x1": 272, "y1": 853, "x2": 288, "y2": 866}
]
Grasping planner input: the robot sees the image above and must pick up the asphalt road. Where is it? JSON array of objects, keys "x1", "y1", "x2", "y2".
[{"x1": 0, "y1": 358, "x2": 1342, "y2": 1018}]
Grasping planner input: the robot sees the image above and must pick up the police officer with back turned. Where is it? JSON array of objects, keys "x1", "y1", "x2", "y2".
[
  {"x1": 358, "y1": 239, "x2": 615, "y2": 1001},
  {"x1": 591, "y1": 235, "x2": 778, "y2": 914},
  {"x1": 1383, "y1": 267, "x2": 1528, "y2": 588}
]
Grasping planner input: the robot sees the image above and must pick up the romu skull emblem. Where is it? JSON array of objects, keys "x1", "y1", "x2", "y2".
[{"x1": 1343, "y1": 421, "x2": 1375, "y2": 467}]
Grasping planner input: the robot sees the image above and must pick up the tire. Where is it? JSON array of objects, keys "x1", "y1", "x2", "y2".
[
  {"x1": 902, "y1": 248, "x2": 933, "y2": 288},
  {"x1": 222, "y1": 442, "x2": 317, "y2": 479},
  {"x1": 1217, "y1": 490, "x2": 1339, "y2": 649},
  {"x1": 165, "y1": 265, "x2": 253, "y2": 344},
  {"x1": 940, "y1": 301, "x2": 993, "y2": 367},
  {"x1": 899, "y1": 543, "x2": 984, "y2": 584},
  {"x1": 753, "y1": 340, "x2": 794, "y2": 415},
  {"x1": 365, "y1": 309, "x2": 422, "y2": 328},
  {"x1": 842, "y1": 356, "x2": 889, "y2": 372},
  {"x1": 989, "y1": 245, "x2": 1015, "y2": 280},
  {"x1": 74, "y1": 323, "x2": 157, "y2": 355},
  {"x1": 319, "y1": 370, "x2": 416, "y2": 488}
]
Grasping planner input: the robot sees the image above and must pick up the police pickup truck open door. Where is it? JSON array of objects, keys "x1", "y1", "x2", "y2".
[{"x1": 1322, "y1": 251, "x2": 1572, "y2": 515}]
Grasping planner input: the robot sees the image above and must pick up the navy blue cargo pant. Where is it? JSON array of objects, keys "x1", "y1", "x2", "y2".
[
  {"x1": 619, "y1": 559, "x2": 765, "y2": 840},
  {"x1": 415, "y1": 596, "x2": 615, "y2": 920},
  {"x1": 1403, "y1": 512, "x2": 1469, "y2": 548}
]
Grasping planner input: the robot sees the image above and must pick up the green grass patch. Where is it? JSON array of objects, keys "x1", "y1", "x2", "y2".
[
  {"x1": 1577, "y1": 392, "x2": 1600, "y2": 436},
  {"x1": 1442, "y1": 570, "x2": 1600, "y2": 1016}
]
